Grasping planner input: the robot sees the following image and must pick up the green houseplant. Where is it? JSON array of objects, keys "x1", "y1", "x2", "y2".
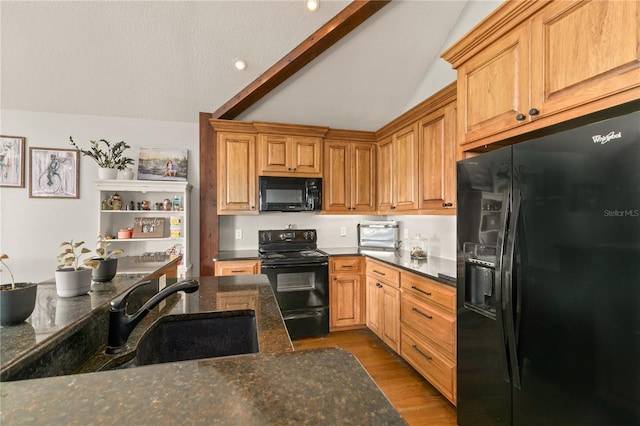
[
  {"x1": 92, "y1": 237, "x2": 125, "y2": 283},
  {"x1": 55, "y1": 240, "x2": 99, "y2": 297},
  {"x1": 0, "y1": 254, "x2": 37, "y2": 325},
  {"x1": 69, "y1": 137, "x2": 134, "y2": 179}
]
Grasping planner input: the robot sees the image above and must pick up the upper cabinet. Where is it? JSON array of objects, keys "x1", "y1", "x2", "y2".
[
  {"x1": 324, "y1": 129, "x2": 377, "y2": 213},
  {"x1": 443, "y1": 0, "x2": 640, "y2": 152},
  {"x1": 254, "y1": 122, "x2": 328, "y2": 178},
  {"x1": 419, "y1": 96, "x2": 457, "y2": 213},
  {"x1": 376, "y1": 123, "x2": 419, "y2": 214},
  {"x1": 211, "y1": 120, "x2": 258, "y2": 215}
]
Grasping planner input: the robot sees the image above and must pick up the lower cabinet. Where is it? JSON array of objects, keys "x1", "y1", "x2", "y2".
[
  {"x1": 329, "y1": 257, "x2": 365, "y2": 331},
  {"x1": 363, "y1": 258, "x2": 457, "y2": 405},
  {"x1": 365, "y1": 259, "x2": 400, "y2": 353},
  {"x1": 214, "y1": 260, "x2": 261, "y2": 276}
]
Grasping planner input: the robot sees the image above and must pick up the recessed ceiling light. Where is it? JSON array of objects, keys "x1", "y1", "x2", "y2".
[
  {"x1": 234, "y1": 59, "x2": 247, "y2": 71},
  {"x1": 306, "y1": 0, "x2": 319, "y2": 12}
]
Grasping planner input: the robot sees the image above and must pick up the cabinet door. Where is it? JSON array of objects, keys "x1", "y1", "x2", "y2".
[
  {"x1": 393, "y1": 123, "x2": 419, "y2": 211},
  {"x1": 324, "y1": 141, "x2": 350, "y2": 212},
  {"x1": 351, "y1": 143, "x2": 376, "y2": 212},
  {"x1": 290, "y1": 137, "x2": 322, "y2": 175},
  {"x1": 259, "y1": 134, "x2": 289, "y2": 174},
  {"x1": 217, "y1": 132, "x2": 257, "y2": 214},
  {"x1": 457, "y1": 25, "x2": 530, "y2": 145},
  {"x1": 366, "y1": 276, "x2": 382, "y2": 336},
  {"x1": 380, "y1": 283, "x2": 400, "y2": 353},
  {"x1": 330, "y1": 273, "x2": 363, "y2": 328},
  {"x1": 419, "y1": 101, "x2": 456, "y2": 212},
  {"x1": 376, "y1": 136, "x2": 394, "y2": 212},
  {"x1": 530, "y1": 1, "x2": 640, "y2": 118}
]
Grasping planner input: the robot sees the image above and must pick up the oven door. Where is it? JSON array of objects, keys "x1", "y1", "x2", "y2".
[{"x1": 261, "y1": 262, "x2": 329, "y2": 311}]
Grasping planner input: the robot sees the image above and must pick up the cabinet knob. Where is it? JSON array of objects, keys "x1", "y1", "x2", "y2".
[
  {"x1": 529, "y1": 108, "x2": 540, "y2": 116},
  {"x1": 442, "y1": 202, "x2": 453, "y2": 208},
  {"x1": 390, "y1": 205, "x2": 396, "y2": 210},
  {"x1": 515, "y1": 113, "x2": 526, "y2": 121},
  {"x1": 250, "y1": 206, "x2": 255, "y2": 210}
]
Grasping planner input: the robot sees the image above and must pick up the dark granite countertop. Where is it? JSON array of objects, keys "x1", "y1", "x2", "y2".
[
  {"x1": 0, "y1": 347, "x2": 406, "y2": 425},
  {"x1": 322, "y1": 247, "x2": 457, "y2": 287},
  {"x1": 214, "y1": 247, "x2": 456, "y2": 287},
  {"x1": 213, "y1": 249, "x2": 260, "y2": 261}
]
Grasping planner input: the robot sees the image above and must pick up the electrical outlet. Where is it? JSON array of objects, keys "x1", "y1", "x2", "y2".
[
  {"x1": 235, "y1": 229, "x2": 242, "y2": 240},
  {"x1": 340, "y1": 227, "x2": 347, "y2": 237}
]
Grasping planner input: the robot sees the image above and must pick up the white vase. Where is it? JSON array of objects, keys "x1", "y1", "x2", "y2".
[
  {"x1": 117, "y1": 168, "x2": 134, "y2": 180},
  {"x1": 98, "y1": 168, "x2": 118, "y2": 180},
  {"x1": 55, "y1": 268, "x2": 92, "y2": 297}
]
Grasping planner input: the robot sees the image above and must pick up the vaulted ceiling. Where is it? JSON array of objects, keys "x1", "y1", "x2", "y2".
[{"x1": 1, "y1": 1, "x2": 498, "y2": 131}]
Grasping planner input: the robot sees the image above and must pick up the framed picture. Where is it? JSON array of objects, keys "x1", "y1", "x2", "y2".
[
  {"x1": 137, "y1": 148, "x2": 188, "y2": 182},
  {"x1": 132, "y1": 217, "x2": 165, "y2": 238},
  {"x1": 29, "y1": 147, "x2": 79, "y2": 198},
  {"x1": 0, "y1": 135, "x2": 26, "y2": 188}
]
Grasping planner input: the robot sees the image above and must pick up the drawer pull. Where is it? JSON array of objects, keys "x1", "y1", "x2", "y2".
[
  {"x1": 231, "y1": 269, "x2": 246, "y2": 273},
  {"x1": 412, "y1": 344, "x2": 432, "y2": 361},
  {"x1": 373, "y1": 269, "x2": 386, "y2": 276},
  {"x1": 412, "y1": 307, "x2": 432, "y2": 319},
  {"x1": 341, "y1": 265, "x2": 353, "y2": 268},
  {"x1": 411, "y1": 286, "x2": 431, "y2": 296}
]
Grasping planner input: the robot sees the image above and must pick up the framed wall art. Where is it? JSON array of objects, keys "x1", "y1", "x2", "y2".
[
  {"x1": 137, "y1": 148, "x2": 188, "y2": 182},
  {"x1": 29, "y1": 147, "x2": 79, "y2": 198},
  {"x1": 0, "y1": 135, "x2": 26, "y2": 188}
]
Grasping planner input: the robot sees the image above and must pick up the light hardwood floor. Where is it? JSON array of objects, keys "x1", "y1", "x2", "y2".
[{"x1": 293, "y1": 329, "x2": 457, "y2": 426}]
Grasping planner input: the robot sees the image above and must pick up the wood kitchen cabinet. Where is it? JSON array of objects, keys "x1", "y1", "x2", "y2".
[
  {"x1": 324, "y1": 130, "x2": 376, "y2": 213},
  {"x1": 213, "y1": 123, "x2": 258, "y2": 215},
  {"x1": 366, "y1": 259, "x2": 400, "y2": 353},
  {"x1": 254, "y1": 122, "x2": 328, "y2": 177},
  {"x1": 443, "y1": 0, "x2": 640, "y2": 153},
  {"x1": 214, "y1": 259, "x2": 261, "y2": 276},
  {"x1": 329, "y1": 256, "x2": 365, "y2": 330},
  {"x1": 376, "y1": 123, "x2": 419, "y2": 213},
  {"x1": 400, "y1": 271, "x2": 457, "y2": 404},
  {"x1": 418, "y1": 89, "x2": 457, "y2": 213}
]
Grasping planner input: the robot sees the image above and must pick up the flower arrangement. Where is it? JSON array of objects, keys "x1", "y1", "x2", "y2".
[{"x1": 69, "y1": 137, "x2": 134, "y2": 170}]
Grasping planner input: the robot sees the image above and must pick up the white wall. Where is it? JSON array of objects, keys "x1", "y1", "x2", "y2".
[
  {"x1": 403, "y1": 0, "x2": 503, "y2": 110},
  {"x1": 0, "y1": 109, "x2": 199, "y2": 283}
]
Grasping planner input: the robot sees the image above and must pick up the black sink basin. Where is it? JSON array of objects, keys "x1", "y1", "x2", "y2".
[{"x1": 134, "y1": 310, "x2": 259, "y2": 366}]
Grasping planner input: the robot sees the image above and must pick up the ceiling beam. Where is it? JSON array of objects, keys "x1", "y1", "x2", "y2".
[{"x1": 211, "y1": 0, "x2": 391, "y2": 120}]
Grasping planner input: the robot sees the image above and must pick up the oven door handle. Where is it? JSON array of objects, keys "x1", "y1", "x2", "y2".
[{"x1": 261, "y1": 262, "x2": 328, "y2": 269}]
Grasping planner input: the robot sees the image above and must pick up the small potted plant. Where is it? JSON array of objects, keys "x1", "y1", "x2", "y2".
[
  {"x1": 69, "y1": 137, "x2": 134, "y2": 180},
  {"x1": 0, "y1": 254, "x2": 37, "y2": 325},
  {"x1": 92, "y1": 237, "x2": 125, "y2": 283},
  {"x1": 55, "y1": 240, "x2": 99, "y2": 297}
]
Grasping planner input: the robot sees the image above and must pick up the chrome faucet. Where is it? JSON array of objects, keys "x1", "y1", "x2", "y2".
[{"x1": 106, "y1": 278, "x2": 199, "y2": 354}]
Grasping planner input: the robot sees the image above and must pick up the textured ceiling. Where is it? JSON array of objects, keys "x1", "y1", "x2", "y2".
[{"x1": 2, "y1": 1, "x2": 477, "y2": 131}]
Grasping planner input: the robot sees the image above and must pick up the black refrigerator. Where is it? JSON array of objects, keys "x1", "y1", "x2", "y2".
[{"x1": 456, "y1": 105, "x2": 639, "y2": 425}]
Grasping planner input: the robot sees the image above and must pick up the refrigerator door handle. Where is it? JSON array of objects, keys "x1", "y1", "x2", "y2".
[
  {"x1": 495, "y1": 191, "x2": 511, "y2": 383},
  {"x1": 503, "y1": 189, "x2": 522, "y2": 389}
]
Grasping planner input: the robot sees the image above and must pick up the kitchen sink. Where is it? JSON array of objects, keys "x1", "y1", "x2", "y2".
[{"x1": 133, "y1": 310, "x2": 259, "y2": 366}]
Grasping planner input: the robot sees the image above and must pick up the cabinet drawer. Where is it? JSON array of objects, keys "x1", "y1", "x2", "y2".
[
  {"x1": 330, "y1": 256, "x2": 363, "y2": 273},
  {"x1": 401, "y1": 272, "x2": 456, "y2": 315},
  {"x1": 401, "y1": 291, "x2": 455, "y2": 359},
  {"x1": 366, "y1": 259, "x2": 400, "y2": 288},
  {"x1": 401, "y1": 328, "x2": 456, "y2": 405},
  {"x1": 214, "y1": 260, "x2": 261, "y2": 276}
]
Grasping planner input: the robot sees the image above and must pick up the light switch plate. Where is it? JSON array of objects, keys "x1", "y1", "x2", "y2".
[{"x1": 340, "y1": 227, "x2": 347, "y2": 237}]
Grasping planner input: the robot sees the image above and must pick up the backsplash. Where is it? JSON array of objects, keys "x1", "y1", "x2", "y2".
[{"x1": 219, "y1": 213, "x2": 456, "y2": 261}]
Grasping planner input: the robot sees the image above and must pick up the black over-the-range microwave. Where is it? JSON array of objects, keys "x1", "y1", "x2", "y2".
[{"x1": 259, "y1": 176, "x2": 322, "y2": 212}]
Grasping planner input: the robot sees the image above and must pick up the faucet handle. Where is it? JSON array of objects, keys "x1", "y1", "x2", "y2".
[{"x1": 110, "y1": 280, "x2": 152, "y2": 311}]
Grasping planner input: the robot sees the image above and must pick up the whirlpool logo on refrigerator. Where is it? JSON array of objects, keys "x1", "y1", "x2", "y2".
[{"x1": 592, "y1": 131, "x2": 622, "y2": 144}]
